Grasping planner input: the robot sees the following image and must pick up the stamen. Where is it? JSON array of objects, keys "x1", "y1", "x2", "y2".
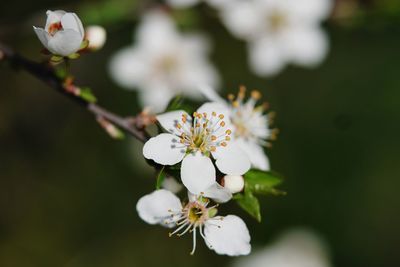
[{"x1": 190, "y1": 227, "x2": 197, "y2": 255}]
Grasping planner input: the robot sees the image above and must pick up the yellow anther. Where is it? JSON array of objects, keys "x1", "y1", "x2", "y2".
[
  {"x1": 218, "y1": 114, "x2": 224, "y2": 119},
  {"x1": 232, "y1": 101, "x2": 239, "y2": 108},
  {"x1": 238, "y1": 85, "x2": 246, "y2": 98},
  {"x1": 193, "y1": 112, "x2": 198, "y2": 117},
  {"x1": 228, "y1": 94, "x2": 235, "y2": 101},
  {"x1": 220, "y1": 121, "x2": 226, "y2": 127},
  {"x1": 210, "y1": 146, "x2": 216, "y2": 152},
  {"x1": 211, "y1": 135, "x2": 217, "y2": 141},
  {"x1": 203, "y1": 123, "x2": 208, "y2": 128},
  {"x1": 225, "y1": 136, "x2": 231, "y2": 141},
  {"x1": 251, "y1": 90, "x2": 261, "y2": 100},
  {"x1": 225, "y1": 129, "x2": 232, "y2": 135},
  {"x1": 176, "y1": 123, "x2": 182, "y2": 129},
  {"x1": 195, "y1": 123, "x2": 201, "y2": 128},
  {"x1": 221, "y1": 142, "x2": 227, "y2": 147},
  {"x1": 212, "y1": 111, "x2": 217, "y2": 116}
]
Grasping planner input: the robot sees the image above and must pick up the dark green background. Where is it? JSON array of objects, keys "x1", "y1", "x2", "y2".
[{"x1": 1, "y1": 0, "x2": 399, "y2": 266}]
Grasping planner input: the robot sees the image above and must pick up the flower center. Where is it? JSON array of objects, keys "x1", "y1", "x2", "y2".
[
  {"x1": 228, "y1": 86, "x2": 274, "y2": 143},
  {"x1": 267, "y1": 11, "x2": 287, "y2": 33},
  {"x1": 175, "y1": 112, "x2": 232, "y2": 154},
  {"x1": 48, "y1": 22, "x2": 63, "y2": 36}
]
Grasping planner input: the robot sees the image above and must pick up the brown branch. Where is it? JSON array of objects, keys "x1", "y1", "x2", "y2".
[{"x1": 0, "y1": 42, "x2": 148, "y2": 143}]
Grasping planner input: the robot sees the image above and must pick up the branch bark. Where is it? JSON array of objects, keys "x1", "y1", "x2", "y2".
[{"x1": 0, "y1": 42, "x2": 148, "y2": 142}]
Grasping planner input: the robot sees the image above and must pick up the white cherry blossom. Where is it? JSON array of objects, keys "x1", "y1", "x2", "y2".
[
  {"x1": 136, "y1": 189, "x2": 251, "y2": 256},
  {"x1": 220, "y1": 0, "x2": 333, "y2": 76},
  {"x1": 85, "y1": 25, "x2": 106, "y2": 51},
  {"x1": 109, "y1": 10, "x2": 220, "y2": 112},
  {"x1": 33, "y1": 10, "x2": 84, "y2": 56},
  {"x1": 200, "y1": 85, "x2": 277, "y2": 171},
  {"x1": 143, "y1": 103, "x2": 251, "y2": 194}
]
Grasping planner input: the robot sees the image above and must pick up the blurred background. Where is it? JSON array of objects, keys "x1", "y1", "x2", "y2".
[{"x1": 1, "y1": 0, "x2": 400, "y2": 266}]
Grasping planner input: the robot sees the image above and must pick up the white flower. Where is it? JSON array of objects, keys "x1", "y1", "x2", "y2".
[
  {"x1": 33, "y1": 10, "x2": 84, "y2": 56},
  {"x1": 85, "y1": 25, "x2": 106, "y2": 51},
  {"x1": 143, "y1": 103, "x2": 251, "y2": 194},
  {"x1": 200, "y1": 85, "x2": 276, "y2": 171},
  {"x1": 109, "y1": 10, "x2": 220, "y2": 112},
  {"x1": 232, "y1": 228, "x2": 332, "y2": 267},
  {"x1": 220, "y1": 0, "x2": 333, "y2": 76},
  {"x1": 136, "y1": 189, "x2": 251, "y2": 256}
]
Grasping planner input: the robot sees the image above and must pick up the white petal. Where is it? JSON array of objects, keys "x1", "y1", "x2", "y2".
[
  {"x1": 138, "y1": 84, "x2": 175, "y2": 113},
  {"x1": 204, "y1": 215, "x2": 251, "y2": 256},
  {"x1": 46, "y1": 29, "x2": 83, "y2": 56},
  {"x1": 203, "y1": 183, "x2": 232, "y2": 203},
  {"x1": 181, "y1": 152, "x2": 216, "y2": 194},
  {"x1": 156, "y1": 110, "x2": 191, "y2": 136},
  {"x1": 162, "y1": 177, "x2": 183, "y2": 194},
  {"x1": 196, "y1": 102, "x2": 230, "y2": 118},
  {"x1": 197, "y1": 84, "x2": 226, "y2": 104},
  {"x1": 249, "y1": 37, "x2": 287, "y2": 77},
  {"x1": 143, "y1": 133, "x2": 186, "y2": 165},
  {"x1": 167, "y1": 0, "x2": 200, "y2": 8},
  {"x1": 289, "y1": 0, "x2": 333, "y2": 21},
  {"x1": 213, "y1": 143, "x2": 250, "y2": 175},
  {"x1": 220, "y1": 1, "x2": 262, "y2": 39},
  {"x1": 136, "y1": 189, "x2": 182, "y2": 227},
  {"x1": 283, "y1": 26, "x2": 329, "y2": 67},
  {"x1": 33, "y1": 27, "x2": 50, "y2": 48},
  {"x1": 61, "y1": 13, "x2": 84, "y2": 37},
  {"x1": 108, "y1": 47, "x2": 148, "y2": 89},
  {"x1": 45, "y1": 10, "x2": 65, "y2": 31},
  {"x1": 236, "y1": 139, "x2": 270, "y2": 171}
]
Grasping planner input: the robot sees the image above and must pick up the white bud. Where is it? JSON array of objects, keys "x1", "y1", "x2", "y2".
[
  {"x1": 221, "y1": 175, "x2": 244, "y2": 194},
  {"x1": 33, "y1": 10, "x2": 84, "y2": 56},
  {"x1": 85, "y1": 25, "x2": 107, "y2": 51},
  {"x1": 162, "y1": 176, "x2": 183, "y2": 194}
]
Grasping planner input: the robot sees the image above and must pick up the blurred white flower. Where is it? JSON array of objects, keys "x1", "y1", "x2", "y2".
[
  {"x1": 220, "y1": 0, "x2": 333, "y2": 76},
  {"x1": 166, "y1": 0, "x2": 230, "y2": 8},
  {"x1": 109, "y1": 10, "x2": 219, "y2": 112},
  {"x1": 143, "y1": 103, "x2": 250, "y2": 195},
  {"x1": 85, "y1": 25, "x2": 106, "y2": 51},
  {"x1": 33, "y1": 10, "x2": 84, "y2": 56},
  {"x1": 136, "y1": 189, "x2": 251, "y2": 255},
  {"x1": 200, "y1": 85, "x2": 276, "y2": 171},
  {"x1": 232, "y1": 228, "x2": 332, "y2": 267}
]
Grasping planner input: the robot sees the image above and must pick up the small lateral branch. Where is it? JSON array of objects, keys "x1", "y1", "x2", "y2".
[{"x1": 0, "y1": 42, "x2": 148, "y2": 143}]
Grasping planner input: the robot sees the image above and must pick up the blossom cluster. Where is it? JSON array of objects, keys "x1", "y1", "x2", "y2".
[
  {"x1": 32, "y1": 6, "x2": 283, "y2": 257},
  {"x1": 137, "y1": 85, "x2": 278, "y2": 255}
]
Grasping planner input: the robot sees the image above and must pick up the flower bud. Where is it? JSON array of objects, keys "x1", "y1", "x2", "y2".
[
  {"x1": 85, "y1": 25, "x2": 106, "y2": 51},
  {"x1": 221, "y1": 175, "x2": 244, "y2": 194},
  {"x1": 33, "y1": 10, "x2": 84, "y2": 57}
]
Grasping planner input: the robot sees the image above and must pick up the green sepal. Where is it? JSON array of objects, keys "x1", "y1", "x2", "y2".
[
  {"x1": 80, "y1": 39, "x2": 90, "y2": 50},
  {"x1": 79, "y1": 87, "x2": 97, "y2": 103},
  {"x1": 50, "y1": 55, "x2": 64, "y2": 63},
  {"x1": 67, "y1": 53, "x2": 80, "y2": 60},
  {"x1": 156, "y1": 166, "x2": 166, "y2": 190}
]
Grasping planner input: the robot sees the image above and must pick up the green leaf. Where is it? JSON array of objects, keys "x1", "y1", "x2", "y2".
[
  {"x1": 245, "y1": 169, "x2": 283, "y2": 195},
  {"x1": 156, "y1": 166, "x2": 166, "y2": 190},
  {"x1": 79, "y1": 87, "x2": 97, "y2": 103},
  {"x1": 235, "y1": 190, "x2": 261, "y2": 222},
  {"x1": 80, "y1": 39, "x2": 89, "y2": 50}
]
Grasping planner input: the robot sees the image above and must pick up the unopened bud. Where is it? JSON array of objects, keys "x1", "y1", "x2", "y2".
[
  {"x1": 221, "y1": 175, "x2": 244, "y2": 194},
  {"x1": 85, "y1": 25, "x2": 106, "y2": 51}
]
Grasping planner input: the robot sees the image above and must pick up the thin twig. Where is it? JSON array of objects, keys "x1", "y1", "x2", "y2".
[{"x1": 0, "y1": 42, "x2": 148, "y2": 142}]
